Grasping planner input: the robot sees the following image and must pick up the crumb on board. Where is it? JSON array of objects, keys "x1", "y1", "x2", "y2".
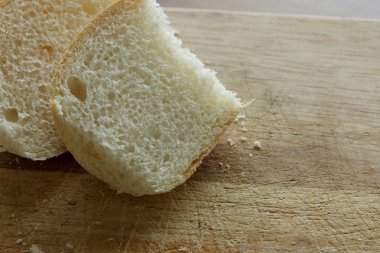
[
  {"x1": 226, "y1": 138, "x2": 235, "y2": 146},
  {"x1": 240, "y1": 137, "x2": 248, "y2": 142},
  {"x1": 66, "y1": 242, "x2": 74, "y2": 249},
  {"x1": 30, "y1": 244, "x2": 45, "y2": 253},
  {"x1": 235, "y1": 113, "x2": 246, "y2": 121},
  {"x1": 218, "y1": 162, "x2": 223, "y2": 167},
  {"x1": 226, "y1": 164, "x2": 231, "y2": 170},
  {"x1": 253, "y1": 140, "x2": 262, "y2": 150},
  {"x1": 178, "y1": 246, "x2": 190, "y2": 252},
  {"x1": 22, "y1": 242, "x2": 28, "y2": 246},
  {"x1": 106, "y1": 237, "x2": 114, "y2": 242},
  {"x1": 16, "y1": 238, "x2": 23, "y2": 244},
  {"x1": 240, "y1": 127, "x2": 248, "y2": 132},
  {"x1": 249, "y1": 153, "x2": 253, "y2": 157}
]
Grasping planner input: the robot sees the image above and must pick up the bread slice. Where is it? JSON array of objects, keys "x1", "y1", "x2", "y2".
[
  {"x1": 0, "y1": 0, "x2": 115, "y2": 160},
  {"x1": 51, "y1": 0, "x2": 242, "y2": 196}
]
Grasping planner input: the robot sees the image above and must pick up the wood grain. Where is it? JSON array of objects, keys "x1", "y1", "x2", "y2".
[{"x1": 1, "y1": 10, "x2": 379, "y2": 253}]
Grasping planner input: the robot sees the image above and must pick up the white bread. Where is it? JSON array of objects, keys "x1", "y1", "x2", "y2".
[
  {"x1": 51, "y1": 0, "x2": 242, "y2": 196},
  {"x1": 0, "y1": 0, "x2": 115, "y2": 160}
]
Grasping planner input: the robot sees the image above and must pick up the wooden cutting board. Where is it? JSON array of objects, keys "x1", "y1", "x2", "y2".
[{"x1": 1, "y1": 9, "x2": 379, "y2": 253}]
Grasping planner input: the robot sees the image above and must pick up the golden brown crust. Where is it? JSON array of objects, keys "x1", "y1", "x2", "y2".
[{"x1": 178, "y1": 112, "x2": 239, "y2": 187}]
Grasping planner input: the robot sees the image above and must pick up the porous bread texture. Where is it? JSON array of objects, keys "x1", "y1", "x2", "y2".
[
  {"x1": 52, "y1": 0, "x2": 242, "y2": 196},
  {"x1": 0, "y1": 0, "x2": 115, "y2": 160}
]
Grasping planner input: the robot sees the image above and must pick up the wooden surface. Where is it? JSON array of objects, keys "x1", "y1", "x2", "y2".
[
  {"x1": 159, "y1": 0, "x2": 380, "y2": 19},
  {"x1": 1, "y1": 10, "x2": 380, "y2": 253}
]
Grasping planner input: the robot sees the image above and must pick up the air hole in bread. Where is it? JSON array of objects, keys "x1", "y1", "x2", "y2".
[
  {"x1": 27, "y1": 11, "x2": 36, "y2": 18},
  {"x1": 4, "y1": 108, "x2": 19, "y2": 122},
  {"x1": 108, "y1": 92, "x2": 116, "y2": 101},
  {"x1": 42, "y1": 5, "x2": 54, "y2": 14},
  {"x1": 151, "y1": 128, "x2": 161, "y2": 140},
  {"x1": 80, "y1": 0, "x2": 97, "y2": 15},
  {"x1": 127, "y1": 145, "x2": 135, "y2": 153},
  {"x1": 38, "y1": 85, "x2": 47, "y2": 94},
  {"x1": 15, "y1": 39, "x2": 22, "y2": 47},
  {"x1": 163, "y1": 154, "x2": 171, "y2": 162},
  {"x1": 40, "y1": 45, "x2": 54, "y2": 58},
  {"x1": 67, "y1": 76, "x2": 87, "y2": 102}
]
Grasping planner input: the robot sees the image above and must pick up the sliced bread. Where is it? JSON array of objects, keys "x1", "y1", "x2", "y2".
[
  {"x1": 51, "y1": 0, "x2": 242, "y2": 196},
  {"x1": 0, "y1": 0, "x2": 115, "y2": 160}
]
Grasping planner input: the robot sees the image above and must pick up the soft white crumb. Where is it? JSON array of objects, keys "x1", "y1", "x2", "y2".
[
  {"x1": 66, "y1": 242, "x2": 74, "y2": 249},
  {"x1": 226, "y1": 138, "x2": 235, "y2": 146},
  {"x1": 178, "y1": 246, "x2": 190, "y2": 252},
  {"x1": 226, "y1": 164, "x2": 231, "y2": 170},
  {"x1": 240, "y1": 137, "x2": 248, "y2": 142},
  {"x1": 226, "y1": 240, "x2": 237, "y2": 247},
  {"x1": 253, "y1": 140, "x2": 262, "y2": 150},
  {"x1": 240, "y1": 127, "x2": 248, "y2": 132},
  {"x1": 30, "y1": 244, "x2": 45, "y2": 253},
  {"x1": 16, "y1": 238, "x2": 23, "y2": 244},
  {"x1": 235, "y1": 113, "x2": 246, "y2": 121},
  {"x1": 249, "y1": 153, "x2": 253, "y2": 157}
]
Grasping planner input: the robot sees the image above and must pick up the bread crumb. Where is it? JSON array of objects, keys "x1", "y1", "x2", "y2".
[
  {"x1": 17, "y1": 232, "x2": 22, "y2": 235},
  {"x1": 11, "y1": 214, "x2": 15, "y2": 218},
  {"x1": 106, "y1": 237, "x2": 114, "y2": 241},
  {"x1": 293, "y1": 132, "x2": 298, "y2": 135},
  {"x1": 30, "y1": 244, "x2": 45, "y2": 253},
  {"x1": 240, "y1": 127, "x2": 248, "y2": 132},
  {"x1": 226, "y1": 164, "x2": 231, "y2": 170},
  {"x1": 249, "y1": 153, "x2": 253, "y2": 157},
  {"x1": 178, "y1": 246, "x2": 190, "y2": 252},
  {"x1": 253, "y1": 140, "x2": 262, "y2": 150},
  {"x1": 226, "y1": 138, "x2": 235, "y2": 146},
  {"x1": 226, "y1": 240, "x2": 237, "y2": 247},
  {"x1": 240, "y1": 137, "x2": 248, "y2": 142},
  {"x1": 22, "y1": 242, "x2": 28, "y2": 246},
  {"x1": 218, "y1": 162, "x2": 223, "y2": 167},
  {"x1": 16, "y1": 238, "x2": 23, "y2": 244},
  {"x1": 235, "y1": 113, "x2": 246, "y2": 121},
  {"x1": 66, "y1": 242, "x2": 74, "y2": 249}
]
